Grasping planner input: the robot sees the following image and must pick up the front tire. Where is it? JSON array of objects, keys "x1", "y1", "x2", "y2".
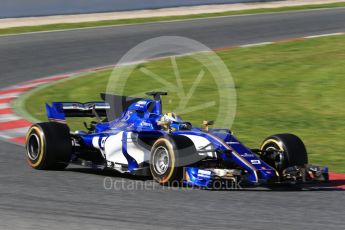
[
  {"x1": 25, "y1": 122, "x2": 72, "y2": 170},
  {"x1": 260, "y1": 134, "x2": 308, "y2": 172},
  {"x1": 150, "y1": 136, "x2": 198, "y2": 185}
]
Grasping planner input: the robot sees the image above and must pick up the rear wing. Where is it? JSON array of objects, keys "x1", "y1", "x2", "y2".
[
  {"x1": 46, "y1": 102, "x2": 110, "y2": 123},
  {"x1": 46, "y1": 93, "x2": 143, "y2": 123}
]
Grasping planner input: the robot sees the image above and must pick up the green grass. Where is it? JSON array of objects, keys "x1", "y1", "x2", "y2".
[
  {"x1": 1, "y1": 2, "x2": 345, "y2": 35},
  {"x1": 22, "y1": 35, "x2": 345, "y2": 173}
]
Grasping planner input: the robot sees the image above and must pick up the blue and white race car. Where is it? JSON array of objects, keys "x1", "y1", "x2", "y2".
[{"x1": 25, "y1": 92, "x2": 328, "y2": 188}]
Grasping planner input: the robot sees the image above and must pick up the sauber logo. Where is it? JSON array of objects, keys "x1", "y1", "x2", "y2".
[{"x1": 242, "y1": 152, "x2": 254, "y2": 157}]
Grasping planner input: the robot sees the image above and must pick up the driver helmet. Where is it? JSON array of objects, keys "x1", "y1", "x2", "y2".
[{"x1": 160, "y1": 112, "x2": 183, "y2": 123}]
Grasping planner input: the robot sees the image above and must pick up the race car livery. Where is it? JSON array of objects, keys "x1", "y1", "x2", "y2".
[{"x1": 25, "y1": 92, "x2": 328, "y2": 188}]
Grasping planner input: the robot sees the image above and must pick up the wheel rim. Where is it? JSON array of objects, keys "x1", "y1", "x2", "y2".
[
  {"x1": 153, "y1": 146, "x2": 170, "y2": 175},
  {"x1": 265, "y1": 145, "x2": 285, "y2": 170},
  {"x1": 26, "y1": 133, "x2": 40, "y2": 161}
]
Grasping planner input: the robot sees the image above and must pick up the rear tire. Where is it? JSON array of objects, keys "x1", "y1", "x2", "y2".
[
  {"x1": 260, "y1": 134, "x2": 308, "y2": 172},
  {"x1": 25, "y1": 122, "x2": 72, "y2": 170}
]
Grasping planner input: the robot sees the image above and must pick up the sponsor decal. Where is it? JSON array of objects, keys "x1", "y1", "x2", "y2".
[
  {"x1": 250, "y1": 159, "x2": 261, "y2": 165},
  {"x1": 136, "y1": 101, "x2": 146, "y2": 105},
  {"x1": 123, "y1": 112, "x2": 131, "y2": 121},
  {"x1": 141, "y1": 121, "x2": 151, "y2": 127},
  {"x1": 242, "y1": 152, "x2": 254, "y2": 157},
  {"x1": 135, "y1": 101, "x2": 146, "y2": 109},
  {"x1": 226, "y1": 142, "x2": 239, "y2": 145},
  {"x1": 197, "y1": 169, "x2": 212, "y2": 178}
]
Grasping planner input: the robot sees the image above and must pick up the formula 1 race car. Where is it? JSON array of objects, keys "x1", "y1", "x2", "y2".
[{"x1": 25, "y1": 92, "x2": 329, "y2": 188}]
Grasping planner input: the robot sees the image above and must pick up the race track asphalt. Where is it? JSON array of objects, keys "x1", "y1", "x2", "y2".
[{"x1": 0, "y1": 8, "x2": 345, "y2": 230}]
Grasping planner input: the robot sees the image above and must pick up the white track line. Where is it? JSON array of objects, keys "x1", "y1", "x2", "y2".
[
  {"x1": 240, "y1": 42, "x2": 274, "y2": 47},
  {"x1": 304, "y1": 32, "x2": 345, "y2": 38},
  {"x1": 0, "y1": 114, "x2": 20, "y2": 122},
  {"x1": 0, "y1": 93, "x2": 20, "y2": 99},
  {"x1": 0, "y1": 103, "x2": 10, "y2": 109},
  {"x1": 236, "y1": 32, "x2": 345, "y2": 48},
  {"x1": 0, "y1": 127, "x2": 29, "y2": 139}
]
